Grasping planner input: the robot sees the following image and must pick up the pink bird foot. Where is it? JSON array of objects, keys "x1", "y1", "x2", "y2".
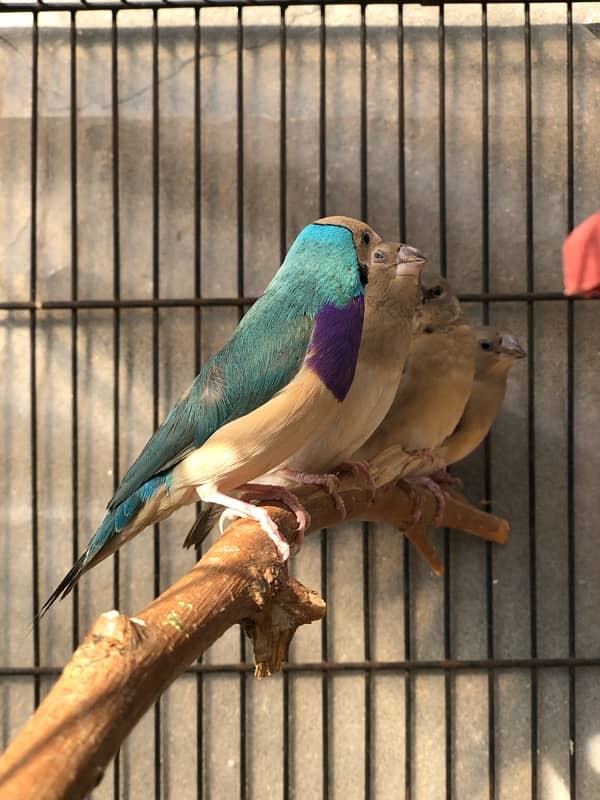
[
  {"x1": 335, "y1": 460, "x2": 377, "y2": 500},
  {"x1": 277, "y1": 468, "x2": 347, "y2": 517},
  {"x1": 429, "y1": 468, "x2": 463, "y2": 492},
  {"x1": 403, "y1": 475, "x2": 447, "y2": 526},
  {"x1": 199, "y1": 489, "x2": 291, "y2": 561},
  {"x1": 239, "y1": 483, "x2": 311, "y2": 553},
  {"x1": 403, "y1": 480, "x2": 423, "y2": 524}
]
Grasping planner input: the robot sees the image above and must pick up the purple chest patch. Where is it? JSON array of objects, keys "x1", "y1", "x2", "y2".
[{"x1": 306, "y1": 295, "x2": 365, "y2": 402}]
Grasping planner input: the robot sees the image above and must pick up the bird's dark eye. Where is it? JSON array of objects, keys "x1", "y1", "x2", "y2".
[
  {"x1": 480, "y1": 340, "x2": 492, "y2": 350},
  {"x1": 373, "y1": 249, "x2": 385, "y2": 261},
  {"x1": 424, "y1": 325, "x2": 434, "y2": 334},
  {"x1": 423, "y1": 284, "x2": 443, "y2": 303},
  {"x1": 362, "y1": 232, "x2": 371, "y2": 246}
]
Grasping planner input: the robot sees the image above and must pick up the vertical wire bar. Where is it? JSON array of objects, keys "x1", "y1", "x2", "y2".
[
  {"x1": 402, "y1": 485, "x2": 412, "y2": 799},
  {"x1": 437, "y1": 7, "x2": 452, "y2": 800},
  {"x1": 30, "y1": 10, "x2": 41, "y2": 711},
  {"x1": 398, "y1": 3, "x2": 406, "y2": 243},
  {"x1": 193, "y1": 9, "x2": 204, "y2": 799},
  {"x1": 524, "y1": 6, "x2": 538, "y2": 798},
  {"x1": 398, "y1": 7, "x2": 411, "y2": 798},
  {"x1": 359, "y1": 6, "x2": 371, "y2": 799},
  {"x1": 318, "y1": 8, "x2": 329, "y2": 800},
  {"x1": 360, "y1": 3, "x2": 368, "y2": 224},
  {"x1": 69, "y1": 10, "x2": 80, "y2": 651},
  {"x1": 152, "y1": 9, "x2": 162, "y2": 799},
  {"x1": 438, "y1": 6, "x2": 447, "y2": 281},
  {"x1": 279, "y1": 7, "x2": 290, "y2": 800},
  {"x1": 236, "y1": 9, "x2": 247, "y2": 798},
  {"x1": 111, "y1": 14, "x2": 121, "y2": 609},
  {"x1": 236, "y1": 9, "x2": 245, "y2": 326},
  {"x1": 480, "y1": 5, "x2": 496, "y2": 799},
  {"x1": 111, "y1": 9, "x2": 122, "y2": 798},
  {"x1": 565, "y1": 4, "x2": 576, "y2": 797}
]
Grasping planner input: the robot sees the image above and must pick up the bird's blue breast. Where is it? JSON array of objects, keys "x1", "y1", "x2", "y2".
[{"x1": 306, "y1": 295, "x2": 364, "y2": 402}]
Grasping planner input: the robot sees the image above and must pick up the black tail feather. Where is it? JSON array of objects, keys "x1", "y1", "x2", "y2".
[
  {"x1": 37, "y1": 553, "x2": 88, "y2": 620},
  {"x1": 183, "y1": 503, "x2": 222, "y2": 550}
]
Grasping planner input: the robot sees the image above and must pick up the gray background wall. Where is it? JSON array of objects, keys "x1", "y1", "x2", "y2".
[{"x1": 1, "y1": 2, "x2": 600, "y2": 798}]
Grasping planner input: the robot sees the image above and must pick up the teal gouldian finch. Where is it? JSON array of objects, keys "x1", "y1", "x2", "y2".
[
  {"x1": 355, "y1": 273, "x2": 477, "y2": 513},
  {"x1": 443, "y1": 325, "x2": 526, "y2": 466},
  {"x1": 40, "y1": 216, "x2": 381, "y2": 615},
  {"x1": 183, "y1": 236, "x2": 427, "y2": 550}
]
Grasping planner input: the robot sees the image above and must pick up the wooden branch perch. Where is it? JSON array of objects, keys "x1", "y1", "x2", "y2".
[{"x1": 0, "y1": 477, "x2": 508, "y2": 800}]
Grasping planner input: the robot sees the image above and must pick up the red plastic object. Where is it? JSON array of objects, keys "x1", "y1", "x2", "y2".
[{"x1": 562, "y1": 210, "x2": 600, "y2": 296}]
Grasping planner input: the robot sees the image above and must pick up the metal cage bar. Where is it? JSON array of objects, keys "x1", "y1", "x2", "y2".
[
  {"x1": 151, "y1": 11, "x2": 163, "y2": 799},
  {"x1": 235, "y1": 9, "x2": 248, "y2": 797},
  {"x1": 480, "y1": 5, "x2": 496, "y2": 798},
  {"x1": 523, "y1": 7, "x2": 538, "y2": 798},
  {"x1": 1, "y1": 289, "x2": 598, "y2": 313},
  {"x1": 318, "y1": 11, "x2": 330, "y2": 799},
  {"x1": 192, "y1": 9, "x2": 204, "y2": 797},
  {"x1": 279, "y1": 8, "x2": 291, "y2": 798},
  {"x1": 29, "y1": 10, "x2": 41, "y2": 711},
  {"x1": 3, "y1": 655, "x2": 600, "y2": 679},
  {"x1": 565, "y1": 3, "x2": 576, "y2": 796},
  {"x1": 110, "y1": 11, "x2": 123, "y2": 795}
]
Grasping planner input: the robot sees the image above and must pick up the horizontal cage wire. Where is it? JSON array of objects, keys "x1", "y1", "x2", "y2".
[{"x1": 1, "y1": 2, "x2": 599, "y2": 799}]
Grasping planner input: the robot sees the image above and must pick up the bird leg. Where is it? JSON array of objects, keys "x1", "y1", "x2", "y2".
[
  {"x1": 238, "y1": 483, "x2": 311, "y2": 554},
  {"x1": 335, "y1": 460, "x2": 377, "y2": 500},
  {"x1": 198, "y1": 489, "x2": 291, "y2": 561},
  {"x1": 275, "y1": 468, "x2": 347, "y2": 518},
  {"x1": 401, "y1": 475, "x2": 447, "y2": 526}
]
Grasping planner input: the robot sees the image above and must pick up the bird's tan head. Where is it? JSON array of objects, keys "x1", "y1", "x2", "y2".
[
  {"x1": 364, "y1": 240, "x2": 426, "y2": 312},
  {"x1": 412, "y1": 272, "x2": 463, "y2": 334},
  {"x1": 473, "y1": 325, "x2": 527, "y2": 376}
]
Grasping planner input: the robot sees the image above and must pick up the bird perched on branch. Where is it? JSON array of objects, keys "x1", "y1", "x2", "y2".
[
  {"x1": 443, "y1": 325, "x2": 526, "y2": 466},
  {"x1": 355, "y1": 273, "x2": 477, "y2": 508},
  {"x1": 183, "y1": 236, "x2": 427, "y2": 550},
  {"x1": 41, "y1": 216, "x2": 386, "y2": 615}
]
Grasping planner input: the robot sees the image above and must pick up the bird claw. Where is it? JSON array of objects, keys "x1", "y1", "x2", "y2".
[
  {"x1": 255, "y1": 507, "x2": 291, "y2": 561},
  {"x1": 403, "y1": 480, "x2": 423, "y2": 524},
  {"x1": 429, "y1": 468, "x2": 463, "y2": 491},
  {"x1": 335, "y1": 460, "x2": 377, "y2": 501},
  {"x1": 201, "y1": 489, "x2": 292, "y2": 561},
  {"x1": 240, "y1": 483, "x2": 311, "y2": 554},
  {"x1": 402, "y1": 475, "x2": 447, "y2": 526},
  {"x1": 277, "y1": 468, "x2": 347, "y2": 518},
  {"x1": 217, "y1": 505, "x2": 290, "y2": 560}
]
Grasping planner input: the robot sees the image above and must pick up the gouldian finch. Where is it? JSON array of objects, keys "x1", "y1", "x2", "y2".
[{"x1": 41, "y1": 217, "x2": 381, "y2": 615}]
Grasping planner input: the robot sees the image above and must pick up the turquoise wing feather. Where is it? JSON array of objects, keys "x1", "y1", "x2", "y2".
[{"x1": 108, "y1": 308, "x2": 315, "y2": 510}]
